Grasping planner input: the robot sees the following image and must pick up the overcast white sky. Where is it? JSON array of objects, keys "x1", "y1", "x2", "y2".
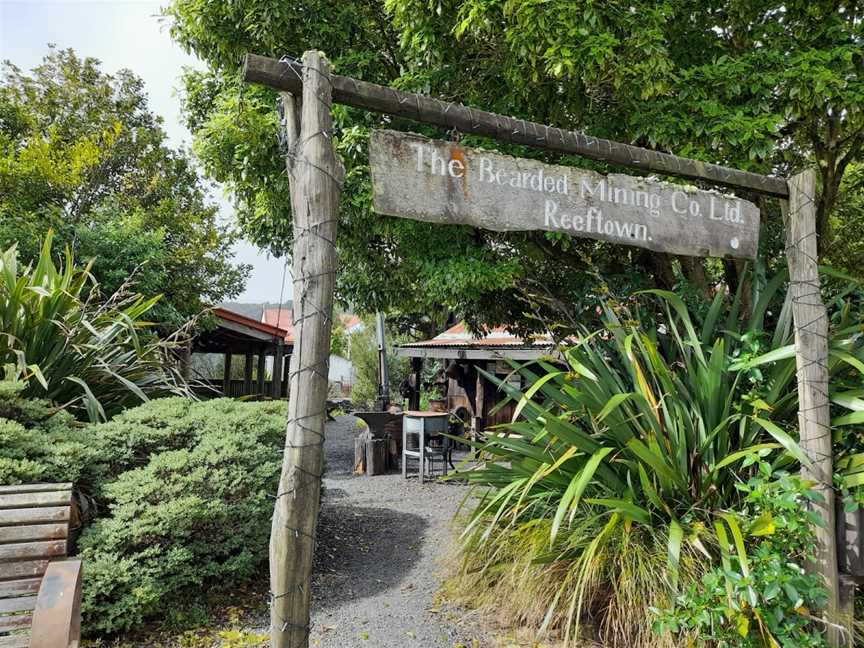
[{"x1": 0, "y1": 0, "x2": 289, "y2": 304}]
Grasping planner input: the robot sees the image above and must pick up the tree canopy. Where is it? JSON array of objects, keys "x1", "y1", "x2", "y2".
[
  {"x1": 0, "y1": 47, "x2": 249, "y2": 330},
  {"x1": 165, "y1": 0, "x2": 864, "y2": 335}
]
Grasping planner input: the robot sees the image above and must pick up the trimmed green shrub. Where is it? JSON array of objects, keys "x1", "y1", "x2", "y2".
[
  {"x1": 0, "y1": 389, "x2": 287, "y2": 635},
  {"x1": 76, "y1": 397, "x2": 285, "y2": 634},
  {"x1": 0, "y1": 377, "x2": 93, "y2": 485}
]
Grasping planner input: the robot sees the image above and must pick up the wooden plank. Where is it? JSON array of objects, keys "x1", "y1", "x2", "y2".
[
  {"x1": 0, "y1": 578, "x2": 41, "y2": 598},
  {"x1": 0, "y1": 560, "x2": 48, "y2": 581},
  {"x1": 0, "y1": 540, "x2": 66, "y2": 562},
  {"x1": 0, "y1": 507, "x2": 69, "y2": 527},
  {"x1": 0, "y1": 596, "x2": 36, "y2": 614},
  {"x1": 0, "y1": 484, "x2": 70, "y2": 495},
  {"x1": 0, "y1": 524, "x2": 67, "y2": 544},
  {"x1": 0, "y1": 634, "x2": 31, "y2": 648},
  {"x1": 243, "y1": 53, "x2": 789, "y2": 199},
  {"x1": 370, "y1": 130, "x2": 760, "y2": 259},
  {"x1": 0, "y1": 614, "x2": 32, "y2": 633},
  {"x1": 0, "y1": 491, "x2": 71, "y2": 510},
  {"x1": 784, "y1": 169, "x2": 841, "y2": 646}
]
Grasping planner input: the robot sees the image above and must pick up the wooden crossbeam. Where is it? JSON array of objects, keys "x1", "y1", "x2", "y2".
[{"x1": 243, "y1": 53, "x2": 789, "y2": 199}]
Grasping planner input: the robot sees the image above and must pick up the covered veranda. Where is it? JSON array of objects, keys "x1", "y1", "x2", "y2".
[
  {"x1": 394, "y1": 323, "x2": 556, "y2": 439},
  {"x1": 191, "y1": 307, "x2": 294, "y2": 398}
]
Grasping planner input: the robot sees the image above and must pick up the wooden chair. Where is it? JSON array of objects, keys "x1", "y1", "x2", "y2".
[{"x1": 0, "y1": 483, "x2": 83, "y2": 648}]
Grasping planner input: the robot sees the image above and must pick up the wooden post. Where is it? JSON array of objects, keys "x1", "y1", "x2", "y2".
[
  {"x1": 257, "y1": 351, "x2": 266, "y2": 396},
  {"x1": 244, "y1": 54, "x2": 788, "y2": 199},
  {"x1": 244, "y1": 352, "x2": 254, "y2": 396},
  {"x1": 784, "y1": 169, "x2": 842, "y2": 645},
  {"x1": 269, "y1": 50, "x2": 343, "y2": 648},
  {"x1": 272, "y1": 343, "x2": 284, "y2": 398},
  {"x1": 222, "y1": 353, "x2": 232, "y2": 396},
  {"x1": 282, "y1": 353, "x2": 291, "y2": 397},
  {"x1": 409, "y1": 357, "x2": 423, "y2": 411},
  {"x1": 474, "y1": 361, "x2": 487, "y2": 443}
]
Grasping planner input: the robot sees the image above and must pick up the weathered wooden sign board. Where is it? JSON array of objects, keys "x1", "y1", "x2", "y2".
[{"x1": 370, "y1": 129, "x2": 760, "y2": 259}]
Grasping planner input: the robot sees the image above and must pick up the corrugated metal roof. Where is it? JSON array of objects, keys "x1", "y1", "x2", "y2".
[{"x1": 400, "y1": 322, "x2": 553, "y2": 349}]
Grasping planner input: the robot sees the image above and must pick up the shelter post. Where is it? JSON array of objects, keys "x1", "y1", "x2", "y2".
[
  {"x1": 272, "y1": 342, "x2": 284, "y2": 398},
  {"x1": 222, "y1": 353, "x2": 233, "y2": 396},
  {"x1": 257, "y1": 351, "x2": 267, "y2": 396},
  {"x1": 244, "y1": 352, "x2": 254, "y2": 396},
  {"x1": 282, "y1": 353, "x2": 291, "y2": 397},
  {"x1": 474, "y1": 361, "x2": 487, "y2": 442}
]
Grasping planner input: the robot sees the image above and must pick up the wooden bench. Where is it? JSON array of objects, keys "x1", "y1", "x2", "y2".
[{"x1": 0, "y1": 483, "x2": 83, "y2": 648}]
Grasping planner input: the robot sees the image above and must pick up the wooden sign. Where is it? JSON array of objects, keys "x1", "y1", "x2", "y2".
[{"x1": 370, "y1": 130, "x2": 760, "y2": 259}]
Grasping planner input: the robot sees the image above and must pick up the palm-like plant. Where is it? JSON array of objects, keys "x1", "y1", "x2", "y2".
[
  {"x1": 452, "y1": 273, "x2": 863, "y2": 646},
  {"x1": 0, "y1": 232, "x2": 188, "y2": 420}
]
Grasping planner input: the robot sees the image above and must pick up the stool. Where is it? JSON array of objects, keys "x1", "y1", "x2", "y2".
[{"x1": 402, "y1": 411, "x2": 450, "y2": 483}]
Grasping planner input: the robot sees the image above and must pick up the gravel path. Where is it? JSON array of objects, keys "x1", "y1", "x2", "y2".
[{"x1": 300, "y1": 415, "x2": 486, "y2": 648}]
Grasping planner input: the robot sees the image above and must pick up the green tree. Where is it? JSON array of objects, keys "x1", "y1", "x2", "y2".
[
  {"x1": 826, "y1": 163, "x2": 864, "y2": 277},
  {"x1": 348, "y1": 318, "x2": 409, "y2": 408},
  {"x1": 0, "y1": 47, "x2": 249, "y2": 330},
  {"x1": 165, "y1": 0, "x2": 864, "y2": 333}
]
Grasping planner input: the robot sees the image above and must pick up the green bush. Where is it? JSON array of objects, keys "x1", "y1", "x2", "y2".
[
  {"x1": 654, "y1": 467, "x2": 827, "y2": 647},
  {"x1": 0, "y1": 388, "x2": 287, "y2": 635},
  {"x1": 72, "y1": 397, "x2": 285, "y2": 634},
  {"x1": 0, "y1": 376, "x2": 94, "y2": 485}
]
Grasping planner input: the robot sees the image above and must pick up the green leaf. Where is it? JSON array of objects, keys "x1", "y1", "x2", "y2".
[
  {"x1": 667, "y1": 518, "x2": 683, "y2": 591},
  {"x1": 550, "y1": 446, "x2": 613, "y2": 543},
  {"x1": 584, "y1": 498, "x2": 651, "y2": 525},
  {"x1": 751, "y1": 417, "x2": 810, "y2": 466},
  {"x1": 748, "y1": 511, "x2": 775, "y2": 537}
]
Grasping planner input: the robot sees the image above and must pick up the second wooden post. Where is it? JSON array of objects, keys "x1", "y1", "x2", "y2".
[
  {"x1": 270, "y1": 50, "x2": 342, "y2": 648},
  {"x1": 785, "y1": 169, "x2": 843, "y2": 645}
]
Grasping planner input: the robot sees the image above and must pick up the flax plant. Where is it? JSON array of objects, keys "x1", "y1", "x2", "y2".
[
  {"x1": 0, "y1": 232, "x2": 188, "y2": 420},
  {"x1": 451, "y1": 274, "x2": 864, "y2": 647}
]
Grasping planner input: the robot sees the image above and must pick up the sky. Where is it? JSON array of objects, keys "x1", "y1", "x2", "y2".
[{"x1": 0, "y1": 0, "x2": 290, "y2": 304}]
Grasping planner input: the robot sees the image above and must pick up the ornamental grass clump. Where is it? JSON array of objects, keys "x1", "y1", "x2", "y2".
[
  {"x1": 0, "y1": 231, "x2": 187, "y2": 421},
  {"x1": 450, "y1": 277, "x2": 864, "y2": 647}
]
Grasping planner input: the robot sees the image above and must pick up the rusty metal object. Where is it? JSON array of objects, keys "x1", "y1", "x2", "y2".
[{"x1": 30, "y1": 560, "x2": 82, "y2": 648}]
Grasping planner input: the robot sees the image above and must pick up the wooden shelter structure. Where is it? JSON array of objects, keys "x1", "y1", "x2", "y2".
[
  {"x1": 192, "y1": 307, "x2": 294, "y2": 398},
  {"x1": 394, "y1": 323, "x2": 555, "y2": 438}
]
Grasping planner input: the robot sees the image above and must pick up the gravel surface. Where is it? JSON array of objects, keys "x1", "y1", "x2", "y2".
[{"x1": 301, "y1": 415, "x2": 487, "y2": 648}]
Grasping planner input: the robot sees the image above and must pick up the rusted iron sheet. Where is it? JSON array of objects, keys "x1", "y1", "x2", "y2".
[
  {"x1": 370, "y1": 130, "x2": 760, "y2": 259},
  {"x1": 30, "y1": 559, "x2": 82, "y2": 648}
]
